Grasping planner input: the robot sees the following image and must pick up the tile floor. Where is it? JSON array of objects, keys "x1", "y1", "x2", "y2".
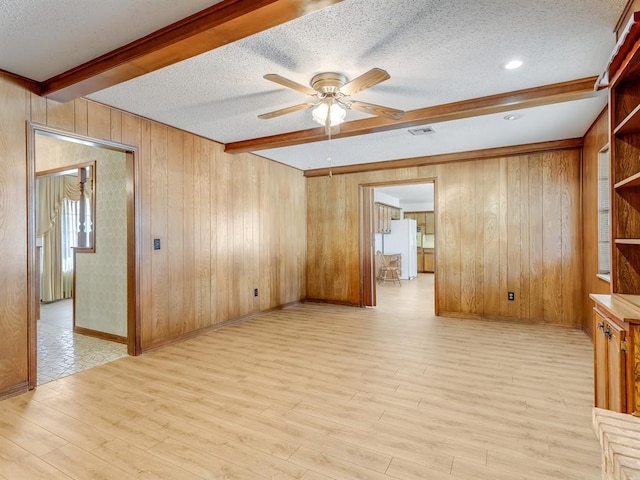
[{"x1": 38, "y1": 299, "x2": 127, "y2": 384}]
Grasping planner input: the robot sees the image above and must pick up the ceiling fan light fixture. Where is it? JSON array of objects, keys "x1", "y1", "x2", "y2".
[{"x1": 312, "y1": 102, "x2": 346, "y2": 127}]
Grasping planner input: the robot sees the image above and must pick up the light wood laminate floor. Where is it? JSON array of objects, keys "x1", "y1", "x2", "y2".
[{"x1": 0, "y1": 274, "x2": 599, "y2": 479}]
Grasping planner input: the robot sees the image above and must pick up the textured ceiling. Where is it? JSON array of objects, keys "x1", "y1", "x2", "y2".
[
  {"x1": 0, "y1": 0, "x2": 627, "y2": 172},
  {"x1": 255, "y1": 95, "x2": 608, "y2": 170},
  {"x1": 0, "y1": 0, "x2": 220, "y2": 81}
]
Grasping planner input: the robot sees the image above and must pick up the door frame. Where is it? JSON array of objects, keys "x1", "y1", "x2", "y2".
[
  {"x1": 359, "y1": 178, "x2": 438, "y2": 309},
  {"x1": 27, "y1": 123, "x2": 141, "y2": 389}
]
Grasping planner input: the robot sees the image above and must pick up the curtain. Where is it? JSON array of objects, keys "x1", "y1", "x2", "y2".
[
  {"x1": 37, "y1": 175, "x2": 82, "y2": 302},
  {"x1": 61, "y1": 199, "x2": 79, "y2": 296}
]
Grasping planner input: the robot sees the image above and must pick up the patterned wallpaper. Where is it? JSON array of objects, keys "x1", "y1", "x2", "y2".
[{"x1": 36, "y1": 135, "x2": 128, "y2": 337}]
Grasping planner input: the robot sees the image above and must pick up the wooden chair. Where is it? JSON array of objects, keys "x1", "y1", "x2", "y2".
[{"x1": 376, "y1": 251, "x2": 401, "y2": 286}]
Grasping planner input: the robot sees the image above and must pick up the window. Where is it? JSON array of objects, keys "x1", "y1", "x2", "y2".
[{"x1": 597, "y1": 146, "x2": 611, "y2": 280}]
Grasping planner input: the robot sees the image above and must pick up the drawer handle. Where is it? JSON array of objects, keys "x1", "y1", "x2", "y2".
[
  {"x1": 605, "y1": 326, "x2": 612, "y2": 339},
  {"x1": 597, "y1": 321, "x2": 605, "y2": 331}
]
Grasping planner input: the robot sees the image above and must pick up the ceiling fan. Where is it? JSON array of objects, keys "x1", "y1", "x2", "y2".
[{"x1": 258, "y1": 68, "x2": 406, "y2": 135}]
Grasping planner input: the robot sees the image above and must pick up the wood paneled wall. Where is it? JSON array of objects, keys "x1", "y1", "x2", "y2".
[
  {"x1": 0, "y1": 72, "x2": 306, "y2": 396},
  {"x1": 0, "y1": 76, "x2": 30, "y2": 395},
  {"x1": 582, "y1": 109, "x2": 610, "y2": 337},
  {"x1": 307, "y1": 150, "x2": 584, "y2": 326}
]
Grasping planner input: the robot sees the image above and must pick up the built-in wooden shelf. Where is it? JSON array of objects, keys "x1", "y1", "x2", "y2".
[
  {"x1": 615, "y1": 170, "x2": 640, "y2": 189},
  {"x1": 592, "y1": 7, "x2": 640, "y2": 427},
  {"x1": 614, "y1": 104, "x2": 640, "y2": 135},
  {"x1": 615, "y1": 238, "x2": 640, "y2": 245}
]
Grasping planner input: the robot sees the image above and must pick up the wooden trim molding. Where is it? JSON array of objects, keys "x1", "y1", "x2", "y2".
[
  {"x1": 440, "y1": 311, "x2": 584, "y2": 329},
  {"x1": 304, "y1": 138, "x2": 584, "y2": 177},
  {"x1": 360, "y1": 186, "x2": 375, "y2": 307},
  {"x1": 26, "y1": 122, "x2": 38, "y2": 390},
  {"x1": 0, "y1": 382, "x2": 29, "y2": 401},
  {"x1": 614, "y1": 0, "x2": 640, "y2": 39},
  {"x1": 73, "y1": 326, "x2": 127, "y2": 344},
  {"x1": 126, "y1": 152, "x2": 141, "y2": 356},
  {"x1": 0, "y1": 68, "x2": 40, "y2": 93},
  {"x1": 27, "y1": 123, "x2": 142, "y2": 388},
  {"x1": 225, "y1": 77, "x2": 598, "y2": 154},
  {"x1": 603, "y1": 11, "x2": 640, "y2": 88},
  {"x1": 41, "y1": 0, "x2": 343, "y2": 102},
  {"x1": 303, "y1": 298, "x2": 362, "y2": 307}
]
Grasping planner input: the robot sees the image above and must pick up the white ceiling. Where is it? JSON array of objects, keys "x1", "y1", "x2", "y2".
[
  {"x1": 377, "y1": 183, "x2": 434, "y2": 206},
  {"x1": 0, "y1": 1, "x2": 222, "y2": 81},
  {"x1": 0, "y1": 0, "x2": 627, "y2": 171},
  {"x1": 257, "y1": 96, "x2": 608, "y2": 170}
]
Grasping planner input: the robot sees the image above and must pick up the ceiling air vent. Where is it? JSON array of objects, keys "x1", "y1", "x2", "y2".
[{"x1": 408, "y1": 126, "x2": 436, "y2": 135}]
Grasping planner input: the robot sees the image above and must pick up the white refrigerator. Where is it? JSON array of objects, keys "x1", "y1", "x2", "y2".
[{"x1": 384, "y1": 219, "x2": 417, "y2": 280}]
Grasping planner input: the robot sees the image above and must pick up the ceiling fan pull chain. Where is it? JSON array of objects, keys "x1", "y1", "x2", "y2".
[{"x1": 327, "y1": 117, "x2": 333, "y2": 178}]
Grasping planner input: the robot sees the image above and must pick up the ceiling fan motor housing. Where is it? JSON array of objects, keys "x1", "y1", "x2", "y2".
[{"x1": 311, "y1": 72, "x2": 348, "y2": 96}]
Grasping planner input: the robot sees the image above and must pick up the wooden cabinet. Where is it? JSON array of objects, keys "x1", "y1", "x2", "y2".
[
  {"x1": 405, "y1": 210, "x2": 434, "y2": 235},
  {"x1": 594, "y1": 310, "x2": 608, "y2": 408},
  {"x1": 590, "y1": 11, "x2": 640, "y2": 415},
  {"x1": 405, "y1": 211, "x2": 430, "y2": 234},
  {"x1": 425, "y1": 212, "x2": 434, "y2": 234},
  {"x1": 591, "y1": 294, "x2": 640, "y2": 414},
  {"x1": 417, "y1": 247, "x2": 424, "y2": 272},
  {"x1": 593, "y1": 306, "x2": 628, "y2": 412},
  {"x1": 415, "y1": 248, "x2": 434, "y2": 273},
  {"x1": 424, "y1": 248, "x2": 434, "y2": 272},
  {"x1": 374, "y1": 202, "x2": 401, "y2": 233},
  {"x1": 406, "y1": 211, "x2": 435, "y2": 272}
]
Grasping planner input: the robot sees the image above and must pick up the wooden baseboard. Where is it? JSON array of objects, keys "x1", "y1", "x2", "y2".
[
  {"x1": 73, "y1": 326, "x2": 127, "y2": 344},
  {"x1": 0, "y1": 381, "x2": 29, "y2": 400},
  {"x1": 583, "y1": 326, "x2": 594, "y2": 341},
  {"x1": 304, "y1": 298, "x2": 362, "y2": 307},
  {"x1": 141, "y1": 301, "x2": 303, "y2": 353},
  {"x1": 438, "y1": 311, "x2": 584, "y2": 329},
  {"x1": 279, "y1": 300, "x2": 301, "y2": 309}
]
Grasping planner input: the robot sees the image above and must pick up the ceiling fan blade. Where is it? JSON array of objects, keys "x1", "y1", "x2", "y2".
[
  {"x1": 346, "y1": 100, "x2": 405, "y2": 120},
  {"x1": 263, "y1": 73, "x2": 317, "y2": 96},
  {"x1": 339, "y1": 68, "x2": 390, "y2": 96},
  {"x1": 258, "y1": 103, "x2": 316, "y2": 120}
]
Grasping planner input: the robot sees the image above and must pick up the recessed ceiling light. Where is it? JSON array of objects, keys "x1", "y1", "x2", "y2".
[
  {"x1": 503, "y1": 59, "x2": 523, "y2": 70},
  {"x1": 504, "y1": 114, "x2": 521, "y2": 121}
]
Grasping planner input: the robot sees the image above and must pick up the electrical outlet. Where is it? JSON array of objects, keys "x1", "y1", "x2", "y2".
[
  {"x1": 153, "y1": 238, "x2": 161, "y2": 250},
  {"x1": 508, "y1": 291, "x2": 515, "y2": 301},
  {"x1": 254, "y1": 288, "x2": 259, "y2": 297}
]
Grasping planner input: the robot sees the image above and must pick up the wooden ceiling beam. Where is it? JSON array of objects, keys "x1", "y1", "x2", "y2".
[
  {"x1": 224, "y1": 76, "x2": 599, "y2": 154},
  {"x1": 41, "y1": 0, "x2": 342, "y2": 103}
]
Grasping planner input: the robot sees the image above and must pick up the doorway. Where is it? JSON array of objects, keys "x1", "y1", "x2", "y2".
[
  {"x1": 360, "y1": 179, "x2": 436, "y2": 310},
  {"x1": 28, "y1": 125, "x2": 139, "y2": 388}
]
